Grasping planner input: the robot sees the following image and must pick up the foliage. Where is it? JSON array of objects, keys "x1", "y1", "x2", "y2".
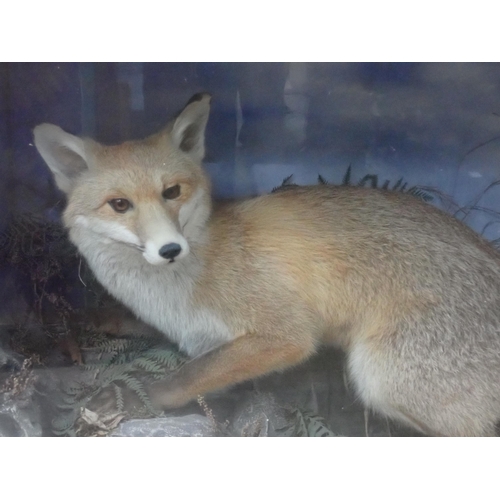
[
  {"x1": 0, "y1": 211, "x2": 107, "y2": 323},
  {"x1": 271, "y1": 174, "x2": 299, "y2": 192},
  {"x1": 273, "y1": 165, "x2": 434, "y2": 203},
  {"x1": 52, "y1": 334, "x2": 186, "y2": 436},
  {"x1": 276, "y1": 407, "x2": 338, "y2": 437}
]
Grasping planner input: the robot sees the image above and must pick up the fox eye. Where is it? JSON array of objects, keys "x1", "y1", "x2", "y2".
[
  {"x1": 108, "y1": 198, "x2": 131, "y2": 213},
  {"x1": 162, "y1": 184, "x2": 181, "y2": 200}
]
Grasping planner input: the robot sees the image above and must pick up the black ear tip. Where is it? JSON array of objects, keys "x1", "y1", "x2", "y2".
[{"x1": 186, "y1": 92, "x2": 212, "y2": 106}]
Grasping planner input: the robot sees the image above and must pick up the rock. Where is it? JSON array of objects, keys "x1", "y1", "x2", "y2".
[
  {"x1": 230, "y1": 391, "x2": 290, "y2": 437},
  {"x1": 0, "y1": 391, "x2": 42, "y2": 437},
  {"x1": 111, "y1": 414, "x2": 217, "y2": 437},
  {"x1": 0, "y1": 344, "x2": 43, "y2": 437}
]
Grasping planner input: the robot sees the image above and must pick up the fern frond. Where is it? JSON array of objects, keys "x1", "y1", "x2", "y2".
[
  {"x1": 342, "y1": 164, "x2": 352, "y2": 185},
  {"x1": 145, "y1": 348, "x2": 186, "y2": 370},
  {"x1": 277, "y1": 408, "x2": 337, "y2": 437},
  {"x1": 113, "y1": 384, "x2": 125, "y2": 413},
  {"x1": 133, "y1": 357, "x2": 167, "y2": 374},
  {"x1": 406, "y1": 186, "x2": 434, "y2": 202},
  {"x1": 301, "y1": 410, "x2": 337, "y2": 437},
  {"x1": 99, "y1": 363, "x2": 135, "y2": 386},
  {"x1": 271, "y1": 174, "x2": 299, "y2": 193},
  {"x1": 392, "y1": 177, "x2": 403, "y2": 190},
  {"x1": 113, "y1": 374, "x2": 160, "y2": 416},
  {"x1": 64, "y1": 384, "x2": 85, "y2": 395}
]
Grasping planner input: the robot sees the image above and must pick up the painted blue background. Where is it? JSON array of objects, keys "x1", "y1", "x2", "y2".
[{"x1": 2, "y1": 62, "x2": 500, "y2": 238}]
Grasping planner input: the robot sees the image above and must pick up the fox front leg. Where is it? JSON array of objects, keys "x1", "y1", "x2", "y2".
[{"x1": 148, "y1": 332, "x2": 318, "y2": 410}]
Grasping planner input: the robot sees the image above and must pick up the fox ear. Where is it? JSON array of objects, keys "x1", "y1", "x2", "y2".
[
  {"x1": 170, "y1": 93, "x2": 212, "y2": 162},
  {"x1": 33, "y1": 124, "x2": 89, "y2": 194}
]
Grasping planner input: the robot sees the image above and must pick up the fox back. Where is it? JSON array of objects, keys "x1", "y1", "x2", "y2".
[{"x1": 34, "y1": 93, "x2": 500, "y2": 436}]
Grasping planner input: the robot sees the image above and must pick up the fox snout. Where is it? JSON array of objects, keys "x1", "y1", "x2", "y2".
[
  {"x1": 121, "y1": 200, "x2": 189, "y2": 266},
  {"x1": 159, "y1": 243, "x2": 182, "y2": 262},
  {"x1": 142, "y1": 229, "x2": 189, "y2": 266}
]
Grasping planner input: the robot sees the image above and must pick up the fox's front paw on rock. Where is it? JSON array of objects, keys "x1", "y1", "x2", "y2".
[
  {"x1": 84, "y1": 379, "x2": 192, "y2": 418},
  {"x1": 148, "y1": 381, "x2": 193, "y2": 411}
]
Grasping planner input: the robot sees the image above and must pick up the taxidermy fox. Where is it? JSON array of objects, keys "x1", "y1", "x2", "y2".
[{"x1": 34, "y1": 93, "x2": 500, "y2": 436}]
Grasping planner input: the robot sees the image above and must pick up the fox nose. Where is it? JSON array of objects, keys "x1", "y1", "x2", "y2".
[{"x1": 159, "y1": 243, "x2": 182, "y2": 261}]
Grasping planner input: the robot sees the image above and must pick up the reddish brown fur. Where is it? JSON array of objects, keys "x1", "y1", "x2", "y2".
[{"x1": 34, "y1": 95, "x2": 500, "y2": 436}]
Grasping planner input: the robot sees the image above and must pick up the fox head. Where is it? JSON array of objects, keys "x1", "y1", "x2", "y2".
[{"x1": 34, "y1": 93, "x2": 212, "y2": 266}]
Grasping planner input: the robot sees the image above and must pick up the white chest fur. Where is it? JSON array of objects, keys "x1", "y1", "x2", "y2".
[{"x1": 76, "y1": 236, "x2": 234, "y2": 357}]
